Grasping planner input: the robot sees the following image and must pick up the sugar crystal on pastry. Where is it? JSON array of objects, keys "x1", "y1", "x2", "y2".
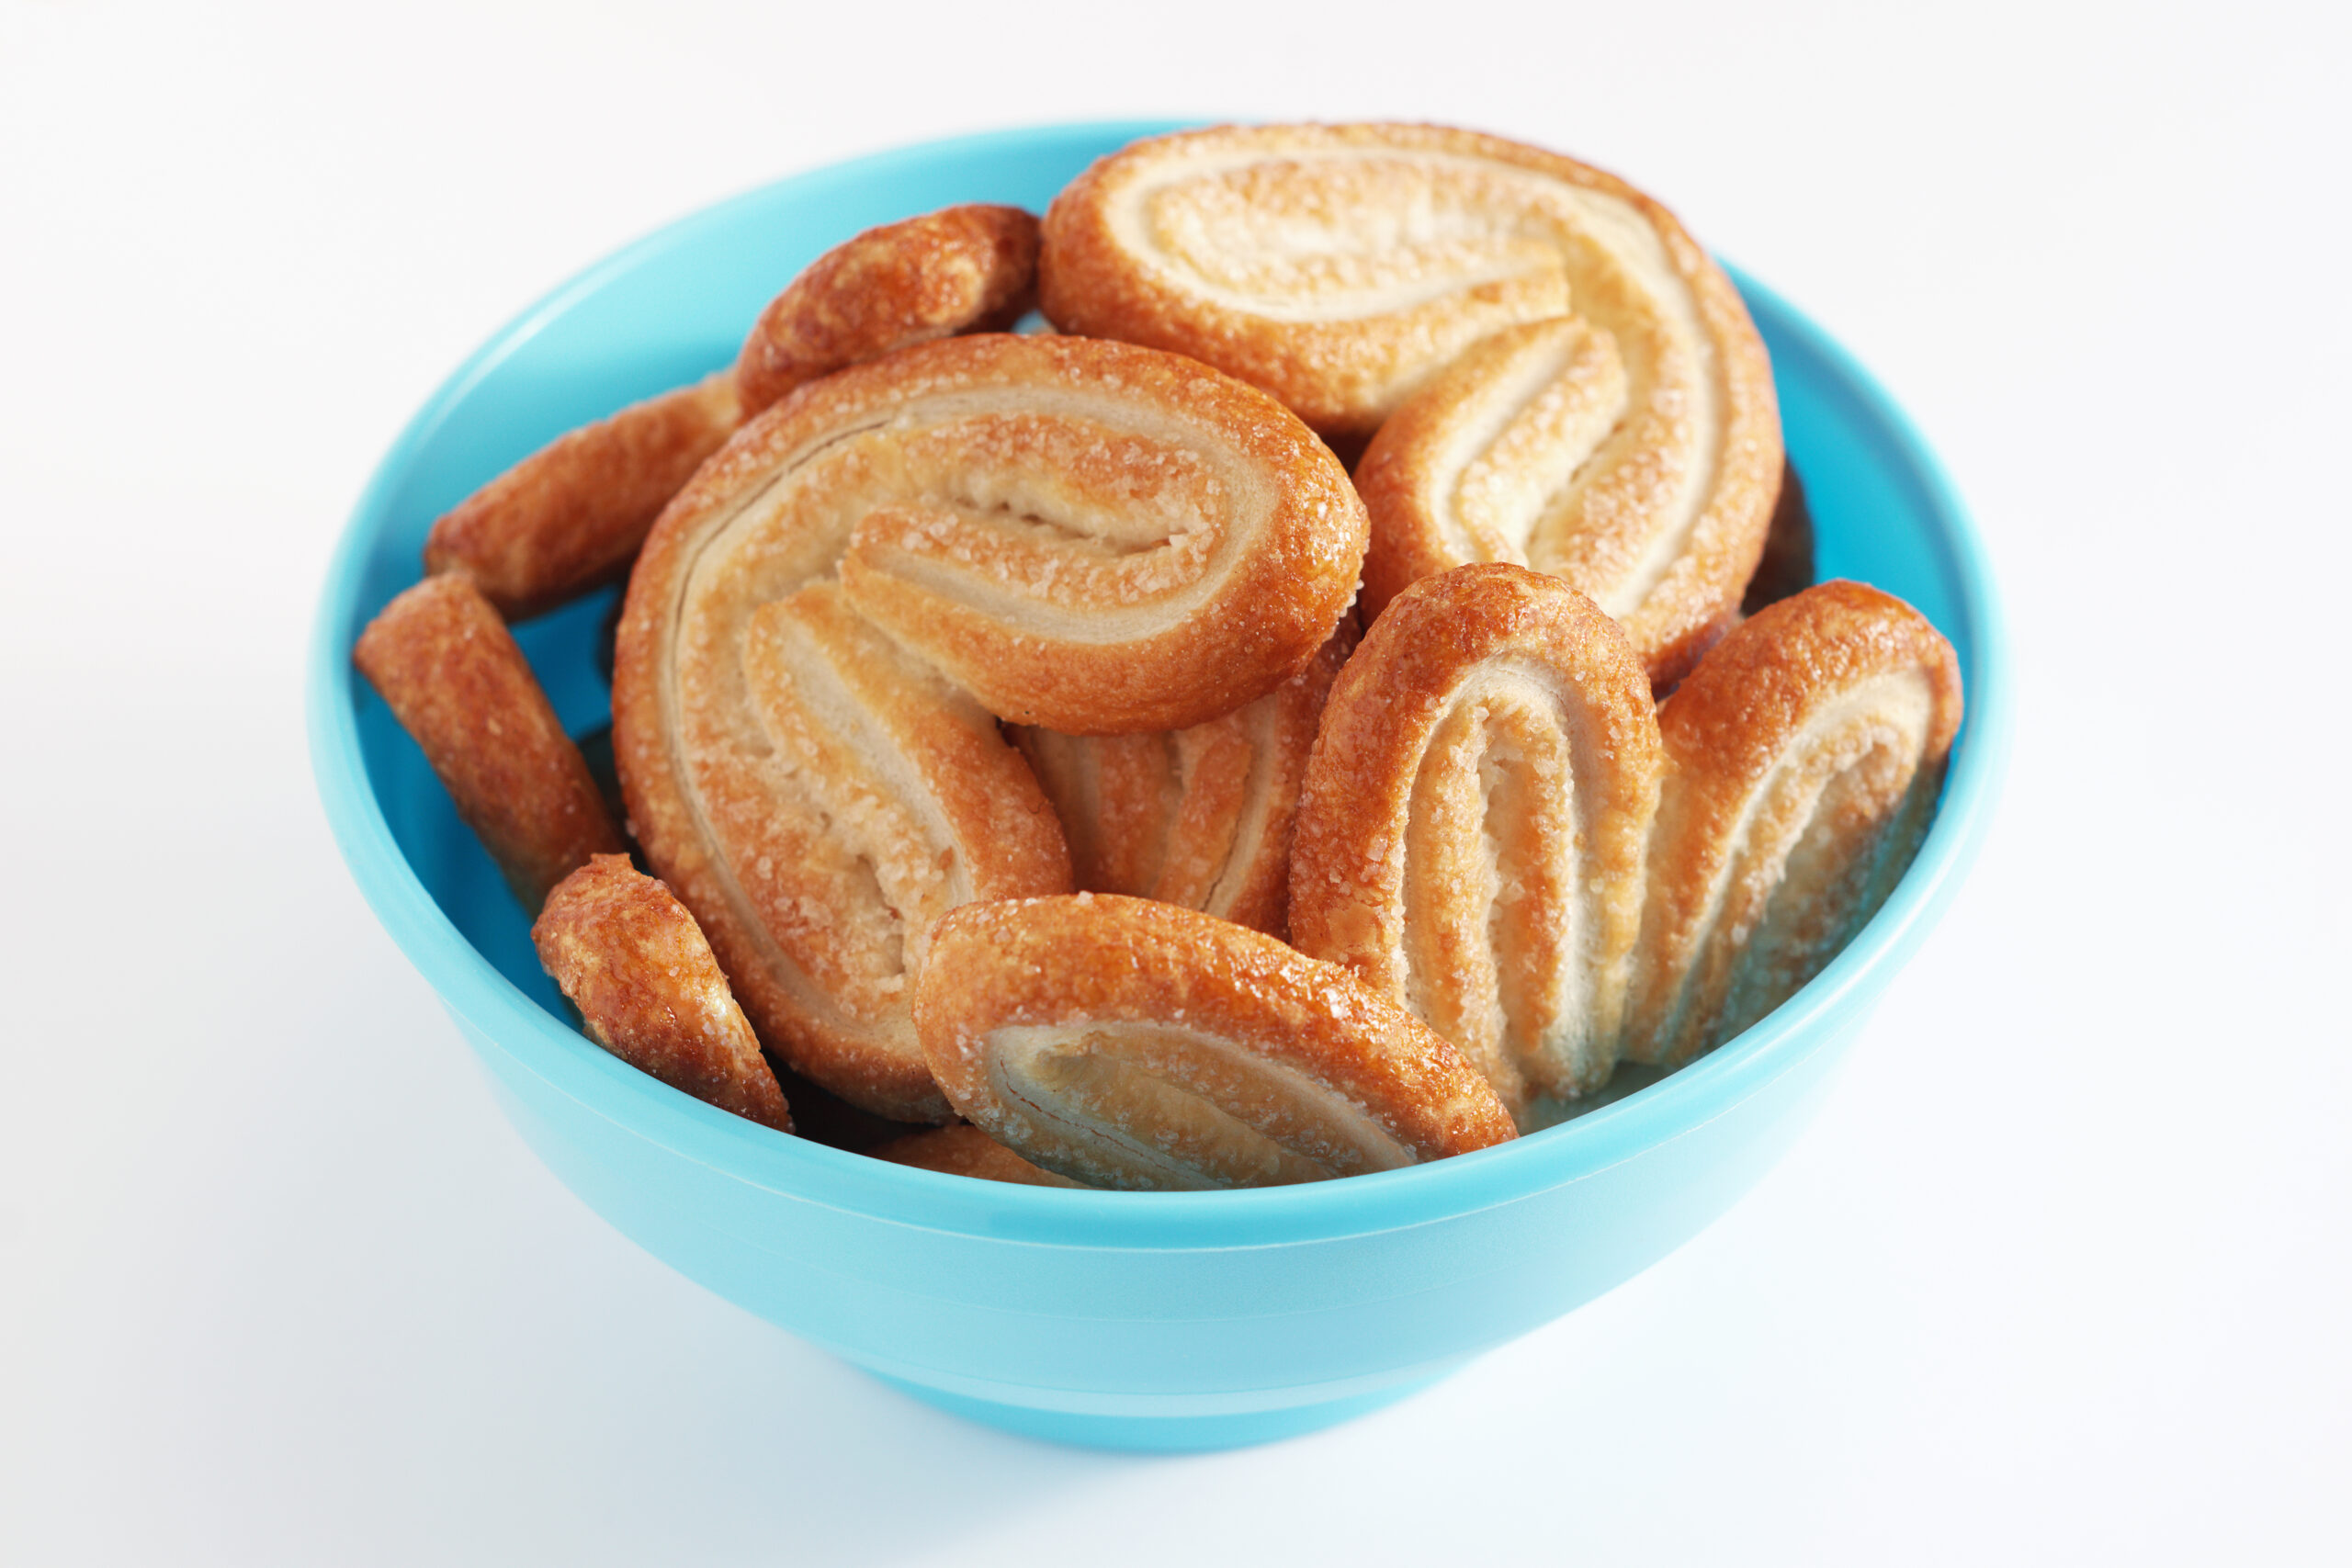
[
  {"x1": 915, "y1": 895, "x2": 1515, "y2": 1190},
  {"x1": 613, "y1": 333, "x2": 1365, "y2": 1119},
  {"x1": 1043, "y1": 121, "x2": 1781, "y2": 687},
  {"x1": 1289, "y1": 564, "x2": 1663, "y2": 1120}
]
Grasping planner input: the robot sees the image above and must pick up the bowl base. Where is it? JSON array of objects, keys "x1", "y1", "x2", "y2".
[{"x1": 864, "y1": 1367, "x2": 1458, "y2": 1452}]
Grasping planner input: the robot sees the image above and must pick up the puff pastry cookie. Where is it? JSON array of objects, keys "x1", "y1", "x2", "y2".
[
  {"x1": 915, "y1": 895, "x2": 1516, "y2": 1190},
  {"x1": 1624, "y1": 580, "x2": 1962, "y2": 1066},
  {"x1": 424, "y1": 373, "x2": 744, "y2": 621},
  {"x1": 354, "y1": 573, "x2": 625, "y2": 909},
  {"x1": 614, "y1": 333, "x2": 1365, "y2": 1118},
  {"x1": 533, "y1": 855, "x2": 794, "y2": 1132},
  {"x1": 1042, "y1": 121, "x2": 1780, "y2": 686},
  {"x1": 1287, "y1": 565, "x2": 1661, "y2": 1118},
  {"x1": 735, "y1": 204, "x2": 1039, "y2": 418}
]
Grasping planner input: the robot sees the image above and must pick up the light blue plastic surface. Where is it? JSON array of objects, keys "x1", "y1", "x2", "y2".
[{"x1": 308, "y1": 122, "x2": 2012, "y2": 1453}]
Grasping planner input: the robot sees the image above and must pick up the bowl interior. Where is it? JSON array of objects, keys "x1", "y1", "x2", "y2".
[{"x1": 312, "y1": 121, "x2": 2007, "y2": 1235}]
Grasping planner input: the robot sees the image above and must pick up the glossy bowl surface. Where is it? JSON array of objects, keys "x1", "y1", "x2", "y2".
[{"x1": 309, "y1": 121, "x2": 2011, "y2": 1451}]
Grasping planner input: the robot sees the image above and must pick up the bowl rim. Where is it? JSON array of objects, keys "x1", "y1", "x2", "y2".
[{"x1": 308, "y1": 119, "x2": 2013, "y2": 1251}]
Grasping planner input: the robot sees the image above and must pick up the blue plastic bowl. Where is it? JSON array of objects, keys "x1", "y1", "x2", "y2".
[{"x1": 309, "y1": 122, "x2": 2010, "y2": 1453}]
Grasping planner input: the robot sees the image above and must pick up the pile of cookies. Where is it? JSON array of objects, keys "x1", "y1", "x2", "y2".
[{"x1": 356, "y1": 123, "x2": 1962, "y2": 1191}]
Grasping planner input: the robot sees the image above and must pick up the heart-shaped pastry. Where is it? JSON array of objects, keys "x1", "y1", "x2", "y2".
[
  {"x1": 915, "y1": 894, "x2": 1516, "y2": 1190},
  {"x1": 614, "y1": 333, "x2": 1366, "y2": 1118},
  {"x1": 1623, "y1": 580, "x2": 1963, "y2": 1066},
  {"x1": 1287, "y1": 565, "x2": 1662, "y2": 1118},
  {"x1": 1041, "y1": 121, "x2": 1781, "y2": 686}
]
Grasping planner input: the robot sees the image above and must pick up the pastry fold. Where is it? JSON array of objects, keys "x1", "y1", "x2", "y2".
[
  {"x1": 1624, "y1": 581, "x2": 1962, "y2": 1066},
  {"x1": 533, "y1": 855, "x2": 794, "y2": 1132},
  {"x1": 1042, "y1": 121, "x2": 1780, "y2": 686},
  {"x1": 1011, "y1": 626, "x2": 1351, "y2": 937},
  {"x1": 915, "y1": 895, "x2": 1516, "y2": 1190},
  {"x1": 1288, "y1": 565, "x2": 1662, "y2": 1118},
  {"x1": 354, "y1": 573, "x2": 625, "y2": 910}
]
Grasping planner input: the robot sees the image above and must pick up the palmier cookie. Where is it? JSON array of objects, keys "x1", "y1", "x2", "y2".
[
  {"x1": 354, "y1": 573, "x2": 625, "y2": 910},
  {"x1": 533, "y1": 855, "x2": 793, "y2": 1132},
  {"x1": 614, "y1": 334, "x2": 1363, "y2": 1117},
  {"x1": 424, "y1": 372, "x2": 742, "y2": 621},
  {"x1": 1288, "y1": 565, "x2": 1662, "y2": 1119},
  {"x1": 1041, "y1": 121, "x2": 1781, "y2": 685},
  {"x1": 735, "y1": 204, "x2": 1040, "y2": 418},
  {"x1": 867, "y1": 1123, "x2": 1083, "y2": 1188},
  {"x1": 1624, "y1": 581, "x2": 1962, "y2": 1067},
  {"x1": 915, "y1": 895, "x2": 1516, "y2": 1190},
  {"x1": 1010, "y1": 626, "x2": 1351, "y2": 938}
]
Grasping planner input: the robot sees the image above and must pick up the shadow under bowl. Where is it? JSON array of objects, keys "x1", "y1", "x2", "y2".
[{"x1": 308, "y1": 121, "x2": 2012, "y2": 1452}]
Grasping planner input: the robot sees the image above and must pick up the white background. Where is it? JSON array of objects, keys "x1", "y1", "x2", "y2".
[{"x1": 4, "y1": 1, "x2": 2346, "y2": 1562}]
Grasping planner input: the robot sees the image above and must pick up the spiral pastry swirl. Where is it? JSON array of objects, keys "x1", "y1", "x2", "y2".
[
  {"x1": 1623, "y1": 581, "x2": 1962, "y2": 1067},
  {"x1": 615, "y1": 334, "x2": 1364, "y2": 1117},
  {"x1": 1042, "y1": 122, "x2": 1781, "y2": 684},
  {"x1": 1287, "y1": 566, "x2": 1663, "y2": 1117}
]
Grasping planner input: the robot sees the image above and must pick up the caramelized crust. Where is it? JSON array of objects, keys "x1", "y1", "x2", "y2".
[
  {"x1": 616, "y1": 333, "x2": 1363, "y2": 1119},
  {"x1": 1354, "y1": 310, "x2": 1772, "y2": 687},
  {"x1": 424, "y1": 373, "x2": 741, "y2": 620},
  {"x1": 532, "y1": 855, "x2": 793, "y2": 1132},
  {"x1": 354, "y1": 573, "x2": 625, "y2": 909},
  {"x1": 867, "y1": 1123, "x2": 1083, "y2": 1187},
  {"x1": 735, "y1": 204, "x2": 1040, "y2": 418},
  {"x1": 915, "y1": 896, "x2": 1516, "y2": 1190},
  {"x1": 1042, "y1": 122, "x2": 1780, "y2": 685},
  {"x1": 1626, "y1": 581, "x2": 1962, "y2": 1066},
  {"x1": 1011, "y1": 625, "x2": 1351, "y2": 937},
  {"x1": 1288, "y1": 565, "x2": 1662, "y2": 1117}
]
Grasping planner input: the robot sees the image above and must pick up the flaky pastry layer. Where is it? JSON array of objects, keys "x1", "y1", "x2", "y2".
[
  {"x1": 1042, "y1": 121, "x2": 1781, "y2": 685},
  {"x1": 915, "y1": 895, "x2": 1515, "y2": 1190},
  {"x1": 1288, "y1": 565, "x2": 1662, "y2": 1117},
  {"x1": 614, "y1": 335, "x2": 1363, "y2": 1118},
  {"x1": 1625, "y1": 581, "x2": 1962, "y2": 1066}
]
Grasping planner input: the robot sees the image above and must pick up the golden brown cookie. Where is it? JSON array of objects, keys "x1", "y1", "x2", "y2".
[
  {"x1": 1042, "y1": 122, "x2": 1781, "y2": 686},
  {"x1": 424, "y1": 372, "x2": 742, "y2": 620},
  {"x1": 613, "y1": 334, "x2": 1364, "y2": 1118},
  {"x1": 735, "y1": 204, "x2": 1039, "y2": 418},
  {"x1": 1010, "y1": 626, "x2": 1351, "y2": 937},
  {"x1": 354, "y1": 573, "x2": 625, "y2": 910},
  {"x1": 1287, "y1": 565, "x2": 1662, "y2": 1117},
  {"x1": 532, "y1": 855, "x2": 792, "y2": 1132},
  {"x1": 1624, "y1": 581, "x2": 1962, "y2": 1066},
  {"x1": 915, "y1": 895, "x2": 1517, "y2": 1190}
]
